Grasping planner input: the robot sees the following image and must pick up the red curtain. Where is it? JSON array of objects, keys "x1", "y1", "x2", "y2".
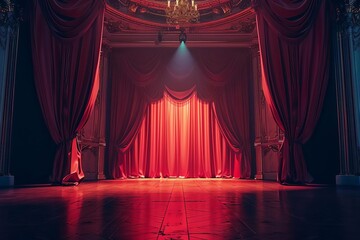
[
  {"x1": 213, "y1": 72, "x2": 252, "y2": 179},
  {"x1": 108, "y1": 70, "x2": 148, "y2": 179},
  {"x1": 30, "y1": 0, "x2": 105, "y2": 184},
  {"x1": 255, "y1": 0, "x2": 330, "y2": 183},
  {"x1": 107, "y1": 48, "x2": 252, "y2": 179},
  {"x1": 124, "y1": 93, "x2": 236, "y2": 178}
]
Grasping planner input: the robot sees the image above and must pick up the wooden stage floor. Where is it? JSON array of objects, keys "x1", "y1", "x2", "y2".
[{"x1": 0, "y1": 179, "x2": 359, "y2": 240}]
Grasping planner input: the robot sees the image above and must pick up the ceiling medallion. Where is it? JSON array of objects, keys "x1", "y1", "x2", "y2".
[{"x1": 165, "y1": 0, "x2": 200, "y2": 24}]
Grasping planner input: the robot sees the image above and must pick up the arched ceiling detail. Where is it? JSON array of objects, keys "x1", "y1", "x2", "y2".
[
  {"x1": 106, "y1": 0, "x2": 252, "y2": 24},
  {"x1": 103, "y1": 0, "x2": 258, "y2": 48}
]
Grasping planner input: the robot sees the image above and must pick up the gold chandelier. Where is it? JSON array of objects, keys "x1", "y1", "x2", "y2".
[{"x1": 165, "y1": 0, "x2": 200, "y2": 24}]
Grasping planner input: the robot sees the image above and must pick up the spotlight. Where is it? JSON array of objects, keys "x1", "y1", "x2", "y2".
[{"x1": 179, "y1": 31, "x2": 187, "y2": 43}]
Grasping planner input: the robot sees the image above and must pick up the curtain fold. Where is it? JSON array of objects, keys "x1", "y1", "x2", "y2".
[
  {"x1": 193, "y1": 49, "x2": 244, "y2": 102},
  {"x1": 108, "y1": 48, "x2": 252, "y2": 179},
  {"x1": 113, "y1": 49, "x2": 167, "y2": 102},
  {"x1": 254, "y1": 0, "x2": 321, "y2": 40},
  {"x1": 255, "y1": 0, "x2": 330, "y2": 184},
  {"x1": 212, "y1": 54, "x2": 252, "y2": 178},
  {"x1": 38, "y1": 0, "x2": 104, "y2": 39},
  {"x1": 124, "y1": 93, "x2": 236, "y2": 178},
  {"x1": 30, "y1": 0, "x2": 104, "y2": 184},
  {"x1": 108, "y1": 60, "x2": 149, "y2": 178}
]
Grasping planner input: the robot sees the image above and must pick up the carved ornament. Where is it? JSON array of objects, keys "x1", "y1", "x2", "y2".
[
  {"x1": 230, "y1": 19, "x2": 256, "y2": 33},
  {"x1": 104, "y1": 17, "x2": 130, "y2": 33}
]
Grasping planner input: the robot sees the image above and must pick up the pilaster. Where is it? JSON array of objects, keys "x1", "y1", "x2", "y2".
[
  {"x1": 252, "y1": 44, "x2": 283, "y2": 181},
  {"x1": 0, "y1": 6, "x2": 19, "y2": 187},
  {"x1": 334, "y1": 0, "x2": 360, "y2": 185},
  {"x1": 78, "y1": 43, "x2": 111, "y2": 180}
]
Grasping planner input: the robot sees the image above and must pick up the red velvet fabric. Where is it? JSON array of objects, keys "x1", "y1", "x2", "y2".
[
  {"x1": 30, "y1": 0, "x2": 105, "y2": 184},
  {"x1": 108, "y1": 48, "x2": 252, "y2": 179},
  {"x1": 124, "y1": 93, "x2": 237, "y2": 178},
  {"x1": 108, "y1": 70, "x2": 148, "y2": 179},
  {"x1": 212, "y1": 57, "x2": 252, "y2": 179},
  {"x1": 255, "y1": 0, "x2": 330, "y2": 183}
]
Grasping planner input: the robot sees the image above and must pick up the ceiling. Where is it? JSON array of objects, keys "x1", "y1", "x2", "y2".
[{"x1": 103, "y1": 0, "x2": 258, "y2": 48}]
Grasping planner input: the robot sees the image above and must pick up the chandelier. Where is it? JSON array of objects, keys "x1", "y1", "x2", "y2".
[{"x1": 165, "y1": 0, "x2": 200, "y2": 24}]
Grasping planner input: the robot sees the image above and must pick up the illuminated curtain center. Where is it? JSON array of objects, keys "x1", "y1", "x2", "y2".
[
  {"x1": 124, "y1": 92, "x2": 238, "y2": 178},
  {"x1": 108, "y1": 47, "x2": 252, "y2": 179}
]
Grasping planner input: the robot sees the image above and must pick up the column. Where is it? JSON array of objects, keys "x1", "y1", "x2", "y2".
[
  {"x1": 252, "y1": 44, "x2": 263, "y2": 180},
  {"x1": 252, "y1": 43, "x2": 283, "y2": 181},
  {"x1": 0, "y1": 7, "x2": 19, "y2": 187},
  {"x1": 78, "y1": 43, "x2": 110, "y2": 180},
  {"x1": 335, "y1": 1, "x2": 360, "y2": 185}
]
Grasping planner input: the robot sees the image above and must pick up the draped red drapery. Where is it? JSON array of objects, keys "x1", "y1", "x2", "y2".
[
  {"x1": 30, "y1": 0, "x2": 105, "y2": 184},
  {"x1": 108, "y1": 48, "x2": 252, "y2": 179},
  {"x1": 255, "y1": 0, "x2": 330, "y2": 184},
  {"x1": 124, "y1": 93, "x2": 238, "y2": 178}
]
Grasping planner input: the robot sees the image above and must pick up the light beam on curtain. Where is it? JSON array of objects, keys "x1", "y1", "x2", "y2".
[{"x1": 124, "y1": 92, "x2": 235, "y2": 178}]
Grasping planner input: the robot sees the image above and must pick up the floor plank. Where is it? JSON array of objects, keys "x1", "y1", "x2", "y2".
[{"x1": 0, "y1": 179, "x2": 359, "y2": 240}]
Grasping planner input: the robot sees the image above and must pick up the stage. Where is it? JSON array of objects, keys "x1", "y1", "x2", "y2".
[{"x1": 0, "y1": 179, "x2": 359, "y2": 240}]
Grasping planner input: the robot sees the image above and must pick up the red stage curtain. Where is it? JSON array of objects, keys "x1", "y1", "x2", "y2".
[
  {"x1": 107, "y1": 49, "x2": 162, "y2": 179},
  {"x1": 193, "y1": 49, "x2": 242, "y2": 102},
  {"x1": 108, "y1": 70, "x2": 148, "y2": 179},
  {"x1": 255, "y1": 0, "x2": 330, "y2": 183},
  {"x1": 194, "y1": 49, "x2": 252, "y2": 178},
  {"x1": 30, "y1": 0, "x2": 104, "y2": 184},
  {"x1": 213, "y1": 62, "x2": 252, "y2": 179},
  {"x1": 108, "y1": 48, "x2": 252, "y2": 179},
  {"x1": 124, "y1": 93, "x2": 236, "y2": 178}
]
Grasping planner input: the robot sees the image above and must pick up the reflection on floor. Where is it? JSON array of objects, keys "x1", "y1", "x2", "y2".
[{"x1": 0, "y1": 179, "x2": 359, "y2": 240}]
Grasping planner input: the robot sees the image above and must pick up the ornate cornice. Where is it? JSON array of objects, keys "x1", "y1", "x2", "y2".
[
  {"x1": 104, "y1": 3, "x2": 256, "y2": 32},
  {"x1": 0, "y1": 0, "x2": 22, "y2": 48},
  {"x1": 336, "y1": 0, "x2": 360, "y2": 49},
  {"x1": 336, "y1": 0, "x2": 360, "y2": 29},
  {"x1": 106, "y1": 0, "x2": 252, "y2": 25},
  {"x1": 103, "y1": 1, "x2": 257, "y2": 47},
  {"x1": 104, "y1": 17, "x2": 130, "y2": 33},
  {"x1": 230, "y1": 19, "x2": 256, "y2": 33}
]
